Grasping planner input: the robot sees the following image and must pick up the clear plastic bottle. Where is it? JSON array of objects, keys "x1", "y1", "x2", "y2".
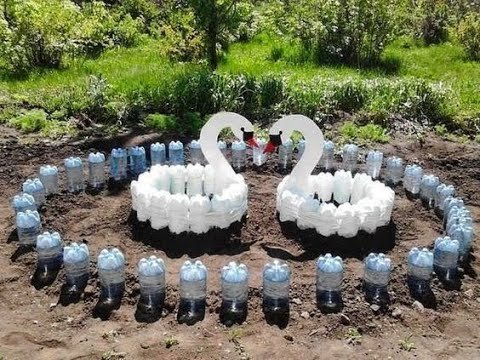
[
  {"x1": 231, "y1": 140, "x2": 247, "y2": 172},
  {"x1": 22, "y1": 178, "x2": 46, "y2": 207},
  {"x1": 443, "y1": 197, "x2": 464, "y2": 229},
  {"x1": 16, "y1": 210, "x2": 42, "y2": 246},
  {"x1": 39, "y1": 165, "x2": 59, "y2": 195},
  {"x1": 178, "y1": 260, "x2": 207, "y2": 324},
  {"x1": 150, "y1": 142, "x2": 166, "y2": 166},
  {"x1": 11, "y1": 193, "x2": 36, "y2": 214},
  {"x1": 434, "y1": 183, "x2": 455, "y2": 216},
  {"x1": 419, "y1": 174, "x2": 440, "y2": 208},
  {"x1": 97, "y1": 248, "x2": 125, "y2": 305},
  {"x1": 262, "y1": 259, "x2": 290, "y2": 315},
  {"x1": 433, "y1": 236, "x2": 459, "y2": 285},
  {"x1": 189, "y1": 140, "x2": 205, "y2": 165},
  {"x1": 169, "y1": 141, "x2": 184, "y2": 166},
  {"x1": 342, "y1": 144, "x2": 359, "y2": 173},
  {"x1": 407, "y1": 247, "x2": 433, "y2": 301},
  {"x1": 88, "y1": 152, "x2": 106, "y2": 189},
  {"x1": 110, "y1": 148, "x2": 128, "y2": 181},
  {"x1": 278, "y1": 139, "x2": 293, "y2": 172},
  {"x1": 320, "y1": 140, "x2": 335, "y2": 171},
  {"x1": 296, "y1": 139, "x2": 306, "y2": 161},
  {"x1": 129, "y1": 146, "x2": 147, "y2": 177},
  {"x1": 366, "y1": 150, "x2": 383, "y2": 180},
  {"x1": 220, "y1": 261, "x2": 249, "y2": 324},
  {"x1": 64, "y1": 157, "x2": 84, "y2": 192},
  {"x1": 316, "y1": 254, "x2": 343, "y2": 312},
  {"x1": 218, "y1": 140, "x2": 227, "y2": 158},
  {"x1": 447, "y1": 223, "x2": 474, "y2": 262},
  {"x1": 364, "y1": 253, "x2": 391, "y2": 306},
  {"x1": 252, "y1": 138, "x2": 267, "y2": 166},
  {"x1": 36, "y1": 231, "x2": 63, "y2": 280},
  {"x1": 63, "y1": 242, "x2": 90, "y2": 294},
  {"x1": 403, "y1": 164, "x2": 423, "y2": 197},
  {"x1": 137, "y1": 256, "x2": 166, "y2": 315},
  {"x1": 384, "y1": 157, "x2": 404, "y2": 186}
]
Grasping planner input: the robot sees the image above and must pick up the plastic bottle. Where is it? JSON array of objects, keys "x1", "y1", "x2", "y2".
[
  {"x1": 110, "y1": 148, "x2": 128, "y2": 181},
  {"x1": 16, "y1": 210, "x2": 42, "y2": 246},
  {"x1": 277, "y1": 139, "x2": 293, "y2": 172},
  {"x1": 88, "y1": 152, "x2": 106, "y2": 189},
  {"x1": 366, "y1": 150, "x2": 383, "y2": 180},
  {"x1": 252, "y1": 138, "x2": 267, "y2": 166},
  {"x1": 316, "y1": 254, "x2": 343, "y2": 312},
  {"x1": 63, "y1": 242, "x2": 90, "y2": 294},
  {"x1": 434, "y1": 183, "x2": 455, "y2": 216},
  {"x1": 320, "y1": 140, "x2": 335, "y2": 171},
  {"x1": 129, "y1": 146, "x2": 147, "y2": 176},
  {"x1": 137, "y1": 256, "x2": 166, "y2": 315},
  {"x1": 36, "y1": 231, "x2": 63, "y2": 279},
  {"x1": 220, "y1": 261, "x2": 249, "y2": 323},
  {"x1": 342, "y1": 144, "x2": 358, "y2": 173},
  {"x1": 384, "y1": 157, "x2": 404, "y2": 186},
  {"x1": 296, "y1": 139, "x2": 306, "y2": 161},
  {"x1": 419, "y1": 174, "x2": 440, "y2": 209},
  {"x1": 448, "y1": 223, "x2": 474, "y2": 262},
  {"x1": 11, "y1": 193, "x2": 36, "y2": 214},
  {"x1": 178, "y1": 260, "x2": 207, "y2": 324},
  {"x1": 22, "y1": 178, "x2": 46, "y2": 207},
  {"x1": 231, "y1": 140, "x2": 247, "y2": 172},
  {"x1": 443, "y1": 197, "x2": 464, "y2": 229},
  {"x1": 97, "y1": 248, "x2": 125, "y2": 305},
  {"x1": 39, "y1": 165, "x2": 59, "y2": 195},
  {"x1": 169, "y1": 141, "x2": 184, "y2": 166},
  {"x1": 64, "y1": 157, "x2": 84, "y2": 192},
  {"x1": 403, "y1": 164, "x2": 423, "y2": 197},
  {"x1": 189, "y1": 140, "x2": 205, "y2": 165},
  {"x1": 433, "y1": 236, "x2": 459, "y2": 285},
  {"x1": 407, "y1": 247, "x2": 433, "y2": 301},
  {"x1": 150, "y1": 142, "x2": 166, "y2": 166},
  {"x1": 262, "y1": 259, "x2": 290, "y2": 315},
  {"x1": 364, "y1": 253, "x2": 391, "y2": 306},
  {"x1": 218, "y1": 140, "x2": 227, "y2": 158}
]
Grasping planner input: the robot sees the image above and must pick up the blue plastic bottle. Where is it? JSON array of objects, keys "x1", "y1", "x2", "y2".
[
  {"x1": 169, "y1": 141, "x2": 184, "y2": 166},
  {"x1": 22, "y1": 178, "x2": 45, "y2": 207},
  {"x1": 137, "y1": 256, "x2": 166, "y2": 315},
  {"x1": 178, "y1": 260, "x2": 207, "y2": 324},
  {"x1": 150, "y1": 142, "x2": 166, "y2": 166},
  {"x1": 407, "y1": 247, "x2": 433, "y2": 301},
  {"x1": 220, "y1": 261, "x2": 249, "y2": 324},
  {"x1": 11, "y1": 193, "x2": 36, "y2": 214},
  {"x1": 263, "y1": 259, "x2": 290, "y2": 315},
  {"x1": 320, "y1": 140, "x2": 335, "y2": 171},
  {"x1": 39, "y1": 165, "x2": 59, "y2": 195},
  {"x1": 64, "y1": 157, "x2": 84, "y2": 192},
  {"x1": 189, "y1": 140, "x2": 205, "y2": 165},
  {"x1": 342, "y1": 144, "x2": 358, "y2": 173},
  {"x1": 88, "y1": 152, "x2": 106, "y2": 189},
  {"x1": 36, "y1": 231, "x2": 63, "y2": 281},
  {"x1": 433, "y1": 236, "x2": 459, "y2": 286},
  {"x1": 366, "y1": 150, "x2": 383, "y2": 180},
  {"x1": 403, "y1": 164, "x2": 423, "y2": 198},
  {"x1": 63, "y1": 242, "x2": 90, "y2": 294},
  {"x1": 419, "y1": 174, "x2": 440, "y2": 209},
  {"x1": 316, "y1": 254, "x2": 343, "y2": 312},
  {"x1": 16, "y1": 210, "x2": 42, "y2": 246},
  {"x1": 129, "y1": 146, "x2": 147, "y2": 176},
  {"x1": 97, "y1": 248, "x2": 125, "y2": 305},
  {"x1": 110, "y1": 148, "x2": 128, "y2": 181},
  {"x1": 434, "y1": 183, "x2": 455, "y2": 217},
  {"x1": 364, "y1": 253, "x2": 392, "y2": 306}
]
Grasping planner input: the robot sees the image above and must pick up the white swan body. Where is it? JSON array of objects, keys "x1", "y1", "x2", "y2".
[
  {"x1": 267, "y1": 115, "x2": 395, "y2": 237},
  {"x1": 132, "y1": 112, "x2": 255, "y2": 234}
]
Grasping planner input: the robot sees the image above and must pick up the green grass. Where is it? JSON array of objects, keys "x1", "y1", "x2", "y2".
[{"x1": 339, "y1": 121, "x2": 391, "y2": 144}]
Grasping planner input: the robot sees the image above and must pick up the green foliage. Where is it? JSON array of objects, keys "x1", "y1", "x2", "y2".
[
  {"x1": 399, "y1": 334, "x2": 416, "y2": 352},
  {"x1": 144, "y1": 113, "x2": 177, "y2": 132},
  {"x1": 457, "y1": 12, "x2": 480, "y2": 61},
  {"x1": 340, "y1": 121, "x2": 390, "y2": 144},
  {"x1": 9, "y1": 109, "x2": 47, "y2": 133},
  {"x1": 434, "y1": 123, "x2": 448, "y2": 137}
]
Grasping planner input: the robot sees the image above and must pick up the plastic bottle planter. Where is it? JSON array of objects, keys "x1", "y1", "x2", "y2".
[
  {"x1": 366, "y1": 150, "x2": 383, "y2": 180},
  {"x1": 129, "y1": 146, "x2": 147, "y2": 177},
  {"x1": 342, "y1": 144, "x2": 358, "y2": 173},
  {"x1": 217, "y1": 141, "x2": 227, "y2": 158},
  {"x1": 22, "y1": 178, "x2": 45, "y2": 207},
  {"x1": 97, "y1": 248, "x2": 125, "y2": 306},
  {"x1": 16, "y1": 210, "x2": 42, "y2": 246},
  {"x1": 231, "y1": 141, "x2": 247, "y2": 172},
  {"x1": 110, "y1": 148, "x2": 128, "y2": 181},
  {"x1": 169, "y1": 141, "x2": 184, "y2": 166},
  {"x1": 403, "y1": 164, "x2": 423, "y2": 198},
  {"x1": 364, "y1": 253, "x2": 391, "y2": 306},
  {"x1": 443, "y1": 197, "x2": 464, "y2": 229},
  {"x1": 178, "y1": 260, "x2": 207, "y2": 325},
  {"x1": 262, "y1": 260, "x2": 290, "y2": 316},
  {"x1": 434, "y1": 183, "x2": 455, "y2": 217},
  {"x1": 384, "y1": 157, "x2": 404, "y2": 186},
  {"x1": 88, "y1": 152, "x2": 106, "y2": 189},
  {"x1": 63, "y1": 243, "x2": 90, "y2": 295},
  {"x1": 252, "y1": 138, "x2": 267, "y2": 167},
  {"x1": 137, "y1": 256, "x2": 166, "y2": 316},
  {"x1": 296, "y1": 139, "x2": 306, "y2": 161},
  {"x1": 407, "y1": 247, "x2": 433, "y2": 301},
  {"x1": 220, "y1": 261, "x2": 249, "y2": 324},
  {"x1": 39, "y1": 165, "x2": 59, "y2": 195},
  {"x1": 11, "y1": 193, "x2": 36, "y2": 214},
  {"x1": 64, "y1": 157, "x2": 84, "y2": 193},
  {"x1": 419, "y1": 174, "x2": 440, "y2": 209},
  {"x1": 316, "y1": 254, "x2": 343, "y2": 312},
  {"x1": 447, "y1": 222, "x2": 474, "y2": 263},
  {"x1": 189, "y1": 140, "x2": 206, "y2": 165},
  {"x1": 320, "y1": 140, "x2": 335, "y2": 171},
  {"x1": 150, "y1": 143, "x2": 166, "y2": 166},
  {"x1": 433, "y1": 237, "x2": 459, "y2": 286},
  {"x1": 35, "y1": 232, "x2": 63, "y2": 283},
  {"x1": 277, "y1": 139, "x2": 293, "y2": 173}
]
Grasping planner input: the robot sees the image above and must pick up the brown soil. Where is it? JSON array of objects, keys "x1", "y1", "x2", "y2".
[{"x1": 0, "y1": 126, "x2": 479, "y2": 360}]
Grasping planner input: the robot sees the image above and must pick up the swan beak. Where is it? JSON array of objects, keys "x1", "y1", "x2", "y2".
[
  {"x1": 246, "y1": 138, "x2": 259, "y2": 148},
  {"x1": 263, "y1": 141, "x2": 277, "y2": 154}
]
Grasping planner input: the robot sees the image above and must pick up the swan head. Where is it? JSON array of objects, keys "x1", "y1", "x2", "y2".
[
  {"x1": 224, "y1": 112, "x2": 258, "y2": 148},
  {"x1": 264, "y1": 118, "x2": 292, "y2": 154}
]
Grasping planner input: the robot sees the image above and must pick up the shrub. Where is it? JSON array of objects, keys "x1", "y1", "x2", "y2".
[
  {"x1": 419, "y1": 0, "x2": 449, "y2": 45},
  {"x1": 458, "y1": 12, "x2": 480, "y2": 61},
  {"x1": 340, "y1": 121, "x2": 390, "y2": 144},
  {"x1": 144, "y1": 113, "x2": 178, "y2": 132},
  {"x1": 9, "y1": 109, "x2": 48, "y2": 133}
]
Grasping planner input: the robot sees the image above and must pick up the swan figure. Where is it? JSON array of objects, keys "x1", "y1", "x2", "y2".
[
  {"x1": 132, "y1": 112, "x2": 257, "y2": 234},
  {"x1": 265, "y1": 115, "x2": 394, "y2": 238}
]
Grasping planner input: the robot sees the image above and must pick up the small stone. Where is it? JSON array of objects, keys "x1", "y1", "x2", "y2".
[
  {"x1": 464, "y1": 289, "x2": 474, "y2": 299},
  {"x1": 284, "y1": 335, "x2": 294, "y2": 342},
  {"x1": 140, "y1": 343, "x2": 150, "y2": 349},
  {"x1": 340, "y1": 313, "x2": 351, "y2": 325},
  {"x1": 49, "y1": 303, "x2": 57, "y2": 310},
  {"x1": 84, "y1": 285, "x2": 95, "y2": 296},
  {"x1": 391, "y1": 307, "x2": 402, "y2": 319},
  {"x1": 291, "y1": 298, "x2": 302, "y2": 305},
  {"x1": 370, "y1": 304, "x2": 380, "y2": 313},
  {"x1": 300, "y1": 311, "x2": 310, "y2": 319},
  {"x1": 413, "y1": 300, "x2": 425, "y2": 313},
  {"x1": 33, "y1": 320, "x2": 38, "y2": 325}
]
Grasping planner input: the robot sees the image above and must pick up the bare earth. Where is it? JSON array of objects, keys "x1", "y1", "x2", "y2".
[{"x1": 0, "y1": 126, "x2": 479, "y2": 360}]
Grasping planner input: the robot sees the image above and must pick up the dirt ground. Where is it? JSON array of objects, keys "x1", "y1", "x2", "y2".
[{"x1": 0, "y1": 125, "x2": 479, "y2": 360}]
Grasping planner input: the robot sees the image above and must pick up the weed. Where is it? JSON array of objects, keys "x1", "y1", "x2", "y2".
[
  {"x1": 164, "y1": 335, "x2": 179, "y2": 349},
  {"x1": 144, "y1": 114, "x2": 178, "y2": 132},
  {"x1": 227, "y1": 327, "x2": 245, "y2": 345},
  {"x1": 345, "y1": 327, "x2": 362, "y2": 345},
  {"x1": 434, "y1": 124, "x2": 448, "y2": 137},
  {"x1": 9, "y1": 109, "x2": 47, "y2": 133},
  {"x1": 399, "y1": 334, "x2": 416, "y2": 352},
  {"x1": 340, "y1": 121, "x2": 390, "y2": 144},
  {"x1": 101, "y1": 351, "x2": 127, "y2": 360},
  {"x1": 102, "y1": 330, "x2": 120, "y2": 343}
]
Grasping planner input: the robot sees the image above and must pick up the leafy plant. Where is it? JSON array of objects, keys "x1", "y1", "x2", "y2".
[
  {"x1": 345, "y1": 327, "x2": 362, "y2": 345},
  {"x1": 458, "y1": 12, "x2": 480, "y2": 61},
  {"x1": 399, "y1": 334, "x2": 416, "y2": 352},
  {"x1": 164, "y1": 335, "x2": 179, "y2": 349},
  {"x1": 9, "y1": 109, "x2": 48, "y2": 133},
  {"x1": 340, "y1": 121, "x2": 391, "y2": 144},
  {"x1": 144, "y1": 113, "x2": 177, "y2": 132}
]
